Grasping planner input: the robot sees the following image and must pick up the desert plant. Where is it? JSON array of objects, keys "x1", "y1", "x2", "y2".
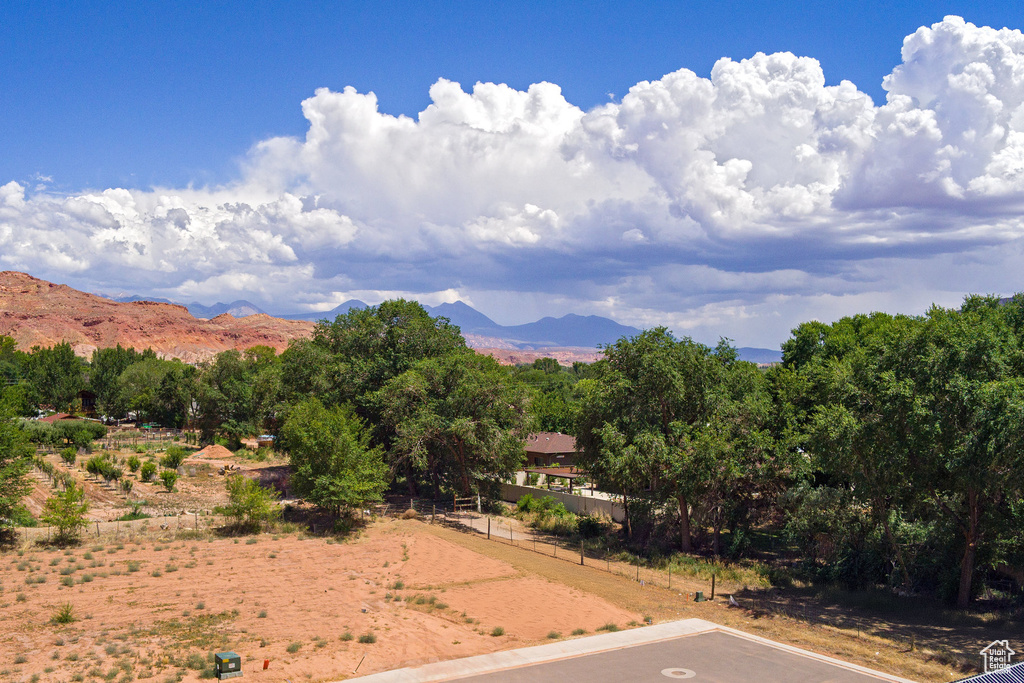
[
  {"x1": 223, "y1": 475, "x2": 280, "y2": 532},
  {"x1": 59, "y1": 447, "x2": 77, "y2": 467},
  {"x1": 126, "y1": 455, "x2": 141, "y2": 473},
  {"x1": 120, "y1": 479, "x2": 133, "y2": 497},
  {"x1": 490, "y1": 626, "x2": 505, "y2": 637},
  {"x1": 158, "y1": 470, "x2": 178, "y2": 492},
  {"x1": 139, "y1": 461, "x2": 157, "y2": 482},
  {"x1": 159, "y1": 446, "x2": 186, "y2": 470},
  {"x1": 51, "y1": 602, "x2": 77, "y2": 624},
  {"x1": 357, "y1": 633, "x2": 376, "y2": 644},
  {"x1": 41, "y1": 485, "x2": 89, "y2": 543}
]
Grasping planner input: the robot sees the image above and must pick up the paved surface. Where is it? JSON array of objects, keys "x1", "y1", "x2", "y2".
[
  {"x1": 466, "y1": 631, "x2": 889, "y2": 682},
  {"x1": 348, "y1": 619, "x2": 915, "y2": 683}
]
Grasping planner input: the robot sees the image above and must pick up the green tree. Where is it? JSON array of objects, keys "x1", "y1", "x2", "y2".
[
  {"x1": 285, "y1": 300, "x2": 466, "y2": 434},
  {"x1": 159, "y1": 469, "x2": 178, "y2": 492},
  {"x1": 0, "y1": 397, "x2": 33, "y2": 535},
  {"x1": 29, "y1": 342, "x2": 85, "y2": 411},
  {"x1": 224, "y1": 475, "x2": 281, "y2": 531},
  {"x1": 89, "y1": 345, "x2": 154, "y2": 417},
  {"x1": 194, "y1": 347, "x2": 281, "y2": 444},
  {"x1": 50, "y1": 420, "x2": 107, "y2": 449},
  {"x1": 279, "y1": 398, "x2": 388, "y2": 514},
  {"x1": 908, "y1": 298, "x2": 1024, "y2": 606},
  {"x1": 41, "y1": 484, "x2": 90, "y2": 543},
  {"x1": 140, "y1": 461, "x2": 157, "y2": 482},
  {"x1": 515, "y1": 358, "x2": 579, "y2": 434},
  {"x1": 117, "y1": 357, "x2": 174, "y2": 423},
  {"x1": 155, "y1": 361, "x2": 201, "y2": 428},
  {"x1": 575, "y1": 329, "x2": 720, "y2": 550},
  {"x1": 377, "y1": 351, "x2": 530, "y2": 496}
]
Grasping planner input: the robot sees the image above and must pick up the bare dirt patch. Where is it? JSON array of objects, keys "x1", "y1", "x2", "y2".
[{"x1": 0, "y1": 518, "x2": 640, "y2": 682}]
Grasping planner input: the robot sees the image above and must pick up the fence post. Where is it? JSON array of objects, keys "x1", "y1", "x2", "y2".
[
  {"x1": 487, "y1": 517, "x2": 490, "y2": 540},
  {"x1": 668, "y1": 564, "x2": 672, "y2": 589},
  {"x1": 711, "y1": 573, "x2": 716, "y2": 600},
  {"x1": 580, "y1": 539, "x2": 584, "y2": 566},
  {"x1": 509, "y1": 522, "x2": 513, "y2": 545},
  {"x1": 636, "y1": 556, "x2": 639, "y2": 582}
]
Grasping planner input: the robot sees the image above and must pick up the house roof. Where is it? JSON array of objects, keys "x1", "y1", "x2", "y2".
[
  {"x1": 525, "y1": 432, "x2": 577, "y2": 455},
  {"x1": 40, "y1": 413, "x2": 74, "y2": 424}
]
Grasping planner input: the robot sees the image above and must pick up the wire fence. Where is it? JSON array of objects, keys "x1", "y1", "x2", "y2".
[
  {"x1": 18, "y1": 511, "x2": 226, "y2": 545},
  {"x1": 391, "y1": 499, "x2": 726, "y2": 601}
]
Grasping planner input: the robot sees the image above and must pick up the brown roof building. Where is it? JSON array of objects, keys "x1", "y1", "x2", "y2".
[{"x1": 524, "y1": 432, "x2": 578, "y2": 468}]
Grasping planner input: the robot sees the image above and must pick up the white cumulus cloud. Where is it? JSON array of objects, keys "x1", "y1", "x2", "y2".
[{"x1": 3, "y1": 16, "x2": 1024, "y2": 346}]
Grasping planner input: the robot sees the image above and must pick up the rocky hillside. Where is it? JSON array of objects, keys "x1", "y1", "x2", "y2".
[{"x1": 0, "y1": 272, "x2": 314, "y2": 362}]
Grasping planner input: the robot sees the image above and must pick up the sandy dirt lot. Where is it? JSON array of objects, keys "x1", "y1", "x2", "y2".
[{"x1": 0, "y1": 519, "x2": 639, "y2": 683}]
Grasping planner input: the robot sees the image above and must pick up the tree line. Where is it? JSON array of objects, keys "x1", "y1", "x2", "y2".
[{"x1": 2, "y1": 296, "x2": 1023, "y2": 607}]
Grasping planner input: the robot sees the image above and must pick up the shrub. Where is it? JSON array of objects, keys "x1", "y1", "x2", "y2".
[
  {"x1": 159, "y1": 470, "x2": 178, "y2": 492},
  {"x1": 357, "y1": 633, "x2": 376, "y2": 644},
  {"x1": 340, "y1": 631, "x2": 353, "y2": 641},
  {"x1": 117, "y1": 506, "x2": 149, "y2": 522},
  {"x1": 126, "y1": 456, "x2": 141, "y2": 473},
  {"x1": 489, "y1": 627, "x2": 505, "y2": 637},
  {"x1": 41, "y1": 485, "x2": 90, "y2": 543},
  {"x1": 51, "y1": 602, "x2": 77, "y2": 624},
  {"x1": 223, "y1": 475, "x2": 280, "y2": 532},
  {"x1": 286, "y1": 641, "x2": 301, "y2": 653},
  {"x1": 120, "y1": 479, "x2": 133, "y2": 497},
  {"x1": 596, "y1": 623, "x2": 619, "y2": 632},
  {"x1": 59, "y1": 447, "x2": 77, "y2": 466},
  {"x1": 159, "y1": 446, "x2": 187, "y2": 470},
  {"x1": 139, "y1": 461, "x2": 157, "y2": 482},
  {"x1": 576, "y1": 514, "x2": 610, "y2": 538},
  {"x1": 185, "y1": 652, "x2": 206, "y2": 670},
  {"x1": 547, "y1": 631, "x2": 560, "y2": 639}
]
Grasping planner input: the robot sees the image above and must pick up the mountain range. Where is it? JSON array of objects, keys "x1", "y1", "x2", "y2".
[{"x1": 109, "y1": 293, "x2": 781, "y2": 362}]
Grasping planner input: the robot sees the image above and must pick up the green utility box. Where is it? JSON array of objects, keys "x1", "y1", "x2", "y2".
[
  {"x1": 694, "y1": 591, "x2": 706, "y2": 602},
  {"x1": 214, "y1": 652, "x2": 242, "y2": 680}
]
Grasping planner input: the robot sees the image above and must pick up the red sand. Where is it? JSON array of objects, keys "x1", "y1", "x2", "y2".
[{"x1": 0, "y1": 519, "x2": 639, "y2": 682}]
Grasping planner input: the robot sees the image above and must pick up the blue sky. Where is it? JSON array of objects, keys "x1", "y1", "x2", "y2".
[
  {"x1": 3, "y1": 1, "x2": 1013, "y2": 190},
  {"x1": 2, "y1": 2, "x2": 1024, "y2": 347}
]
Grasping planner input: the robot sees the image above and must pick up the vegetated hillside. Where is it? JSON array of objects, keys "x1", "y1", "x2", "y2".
[{"x1": 0, "y1": 271, "x2": 314, "y2": 361}]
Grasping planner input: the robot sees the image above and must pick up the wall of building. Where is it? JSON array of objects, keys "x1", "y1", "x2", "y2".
[{"x1": 498, "y1": 483, "x2": 625, "y2": 522}]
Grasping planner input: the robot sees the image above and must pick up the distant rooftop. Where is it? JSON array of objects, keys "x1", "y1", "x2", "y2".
[{"x1": 525, "y1": 432, "x2": 577, "y2": 455}]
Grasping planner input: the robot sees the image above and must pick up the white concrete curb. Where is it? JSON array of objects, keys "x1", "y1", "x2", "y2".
[{"x1": 343, "y1": 618, "x2": 917, "y2": 682}]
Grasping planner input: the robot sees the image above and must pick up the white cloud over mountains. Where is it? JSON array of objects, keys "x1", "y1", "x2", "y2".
[{"x1": 3, "y1": 16, "x2": 1024, "y2": 346}]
